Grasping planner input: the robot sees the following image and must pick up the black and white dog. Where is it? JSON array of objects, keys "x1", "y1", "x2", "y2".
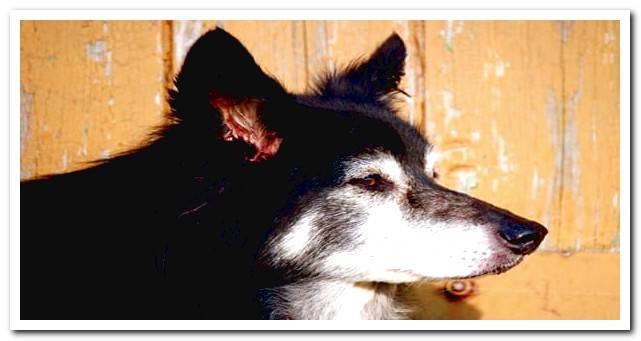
[{"x1": 20, "y1": 28, "x2": 547, "y2": 320}]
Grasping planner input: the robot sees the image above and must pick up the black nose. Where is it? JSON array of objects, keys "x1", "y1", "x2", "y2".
[{"x1": 498, "y1": 219, "x2": 548, "y2": 255}]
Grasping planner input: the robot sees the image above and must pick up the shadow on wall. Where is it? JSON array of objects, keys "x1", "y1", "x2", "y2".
[{"x1": 402, "y1": 282, "x2": 482, "y2": 320}]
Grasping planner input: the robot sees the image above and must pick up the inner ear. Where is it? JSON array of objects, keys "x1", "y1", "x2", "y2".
[{"x1": 209, "y1": 92, "x2": 283, "y2": 162}]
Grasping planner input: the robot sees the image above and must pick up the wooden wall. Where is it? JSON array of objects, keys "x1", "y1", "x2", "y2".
[{"x1": 20, "y1": 20, "x2": 621, "y2": 319}]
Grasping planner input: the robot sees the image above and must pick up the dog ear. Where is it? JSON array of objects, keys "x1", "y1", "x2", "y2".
[
  {"x1": 171, "y1": 28, "x2": 288, "y2": 162},
  {"x1": 315, "y1": 32, "x2": 407, "y2": 103}
]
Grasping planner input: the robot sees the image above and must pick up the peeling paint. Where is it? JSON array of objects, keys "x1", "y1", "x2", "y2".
[
  {"x1": 311, "y1": 21, "x2": 332, "y2": 70},
  {"x1": 497, "y1": 137, "x2": 510, "y2": 173},
  {"x1": 426, "y1": 121, "x2": 436, "y2": 137},
  {"x1": 439, "y1": 20, "x2": 464, "y2": 52},
  {"x1": 439, "y1": 62, "x2": 450, "y2": 75},
  {"x1": 602, "y1": 52, "x2": 616, "y2": 65},
  {"x1": 86, "y1": 40, "x2": 108, "y2": 62},
  {"x1": 531, "y1": 168, "x2": 540, "y2": 200},
  {"x1": 20, "y1": 90, "x2": 34, "y2": 156},
  {"x1": 491, "y1": 178, "x2": 499, "y2": 193},
  {"x1": 590, "y1": 110, "x2": 598, "y2": 145},
  {"x1": 61, "y1": 150, "x2": 69, "y2": 170},
  {"x1": 491, "y1": 120, "x2": 498, "y2": 140},
  {"x1": 174, "y1": 20, "x2": 203, "y2": 68},
  {"x1": 80, "y1": 126, "x2": 88, "y2": 157},
  {"x1": 470, "y1": 131, "x2": 481, "y2": 142},
  {"x1": 490, "y1": 86, "x2": 502, "y2": 111},
  {"x1": 104, "y1": 50, "x2": 113, "y2": 79},
  {"x1": 442, "y1": 90, "x2": 461, "y2": 125},
  {"x1": 544, "y1": 89, "x2": 561, "y2": 230},
  {"x1": 483, "y1": 56, "x2": 511, "y2": 79},
  {"x1": 21, "y1": 167, "x2": 34, "y2": 180},
  {"x1": 558, "y1": 58, "x2": 586, "y2": 251},
  {"x1": 86, "y1": 40, "x2": 112, "y2": 81},
  {"x1": 494, "y1": 61, "x2": 510, "y2": 77},
  {"x1": 564, "y1": 60, "x2": 584, "y2": 196},
  {"x1": 99, "y1": 149, "x2": 111, "y2": 159},
  {"x1": 604, "y1": 31, "x2": 615, "y2": 44},
  {"x1": 452, "y1": 167, "x2": 479, "y2": 193},
  {"x1": 559, "y1": 21, "x2": 574, "y2": 44},
  {"x1": 610, "y1": 230, "x2": 620, "y2": 249}
]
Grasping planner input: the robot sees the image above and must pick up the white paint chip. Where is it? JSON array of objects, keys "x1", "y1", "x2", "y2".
[
  {"x1": 497, "y1": 137, "x2": 510, "y2": 173},
  {"x1": 174, "y1": 20, "x2": 203, "y2": 68},
  {"x1": 453, "y1": 168, "x2": 478, "y2": 193},
  {"x1": 99, "y1": 149, "x2": 111, "y2": 160},
  {"x1": 442, "y1": 90, "x2": 461, "y2": 126},
  {"x1": 62, "y1": 150, "x2": 69, "y2": 170},
  {"x1": 439, "y1": 20, "x2": 464, "y2": 51},
  {"x1": 470, "y1": 131, "x2": 481, "y2": 142},
  {"x1": 86, "y1": 40, "x2": 107, "y2": 62}
]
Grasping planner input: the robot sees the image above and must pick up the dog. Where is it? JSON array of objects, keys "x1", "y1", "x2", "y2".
[{"x1": 20, "y1": 28, "x2": 547, "y2": 320}]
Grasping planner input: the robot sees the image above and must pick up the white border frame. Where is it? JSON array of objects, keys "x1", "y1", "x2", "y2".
[{"x1": 9, "y1": 9, "x2": 631, "y2": 331}]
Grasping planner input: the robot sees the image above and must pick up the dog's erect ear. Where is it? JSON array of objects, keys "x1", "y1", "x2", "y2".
[
  {"x1": 315, "y1": 33, "x2": 407, "y2": 103},
  {"x1": 171, "y1": 28, "x2": 288, "y2": 162}
]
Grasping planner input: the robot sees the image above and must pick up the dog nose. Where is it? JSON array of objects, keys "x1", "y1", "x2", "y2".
[{"x1": 497, "y1": 219, "x2": 548, "y2": 255}]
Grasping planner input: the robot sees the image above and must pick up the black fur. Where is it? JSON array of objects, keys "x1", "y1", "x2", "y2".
[
  {"x1": 20, "y1": 29, "x2": 414, "y2": 320},
  {"x1": 20, "y1": 28, "x2": 546, "y2": 320}
]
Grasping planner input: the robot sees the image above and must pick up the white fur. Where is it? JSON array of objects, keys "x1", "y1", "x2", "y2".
[
  {"x1": 275, "y1": 152, "x2": 507, "y2": 281},
  {"x1": 273, "y1": 214, "x2": 314, "y2": 261},
  {"x1": 321, "y1": 200, "x2": 498, "y2": 281},
  {"x1": 332, "y1": 283, "x2": 378, "y2": 319},
  {"x1": 274, "y1": 280, "x2": 403, "y2": 320},
  {"x1": 345, "y1": 153, "x2": 407, "y2": 185}
]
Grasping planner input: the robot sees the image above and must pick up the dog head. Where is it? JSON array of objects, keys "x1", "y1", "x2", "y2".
[{"x1": 173, "y1": 28, "x2": 547, "y2": 283}]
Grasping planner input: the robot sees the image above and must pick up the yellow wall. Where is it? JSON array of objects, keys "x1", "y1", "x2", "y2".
[{"x1": 20, "y1": 20, "x2": 621, "y2": 319}]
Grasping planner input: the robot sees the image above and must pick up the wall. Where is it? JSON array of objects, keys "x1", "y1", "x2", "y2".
[{"x1": 20, "y1": 20, "x2": 620, "y2": 319}]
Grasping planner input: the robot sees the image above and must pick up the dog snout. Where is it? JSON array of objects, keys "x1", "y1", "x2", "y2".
[{"x1": 497, "y1": 219, "x2": 548, "y2": 255}]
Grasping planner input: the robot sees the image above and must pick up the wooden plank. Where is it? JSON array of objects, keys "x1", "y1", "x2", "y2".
[
  {"x1": 408, "y1": 252, "x2": 620, "y2": 319},
  {"x1": 20, "y1": 20, "x2": 167, "y2": 179},
  {"x1": 422, "y1": 21, "x2": 565, "y2": 250},
  {"x1": 18, "y1": 19, "x2": 622, "y2": 320},
  {"x1": 558, "y1": 21, "x2": 620, "y2": 250}
]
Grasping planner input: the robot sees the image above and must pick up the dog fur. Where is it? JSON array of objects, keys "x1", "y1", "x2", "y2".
[{"x1": 20, "y1": 28, "x2": 547, "y2": 320}]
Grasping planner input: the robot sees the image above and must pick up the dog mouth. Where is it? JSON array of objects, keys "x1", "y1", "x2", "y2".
[
  {"x1": 387, "y1": 254, "x2": 525, "y2": 282},
  {"x1": 432, "y1": 254, "x2": 526, "y2": 281},
  {"x1": 477, "y1": 254, "x2": 525, "y2": 277}
]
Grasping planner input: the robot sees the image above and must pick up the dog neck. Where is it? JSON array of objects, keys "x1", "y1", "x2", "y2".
[{"x1": 269, "y1": 280, "x2": 405, "y2": 320}]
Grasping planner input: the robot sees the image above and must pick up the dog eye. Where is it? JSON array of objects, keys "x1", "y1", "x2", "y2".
[{"x1": 349, "y1": 174, "x2": 390, "y2": 191}]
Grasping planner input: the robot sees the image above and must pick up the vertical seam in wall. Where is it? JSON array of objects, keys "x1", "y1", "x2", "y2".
[
  {"x1": 558, "y1": 21, "x2": 568, "y2": 249},
  {"x1": 301, "y1": 21, "x2": 310, "y2": 91},
  {"x1": 418, "y1": 20, "x2": 427, "y2": 134},
  {"x1": 161, "y1": 20, "x2": 174, "y2": 114}
]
